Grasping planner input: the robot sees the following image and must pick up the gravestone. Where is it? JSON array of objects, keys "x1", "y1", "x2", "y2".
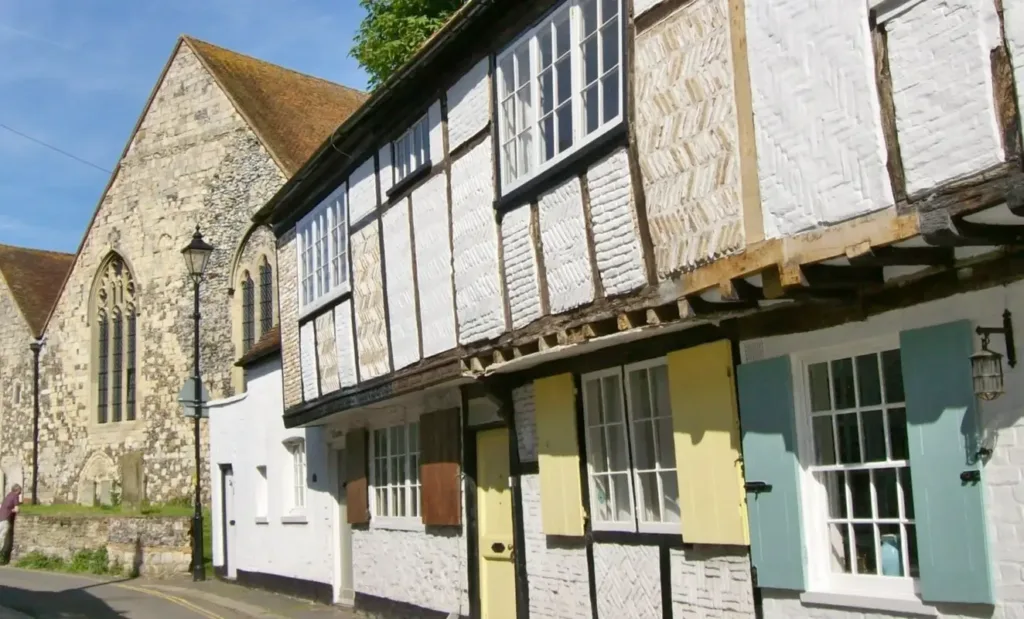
[
  {"x1": 119, "y1": 452, "x2": 145, "y2": 508},
  {"x1": 97, "y1": 480, "x2": 112, "y2": 506}
]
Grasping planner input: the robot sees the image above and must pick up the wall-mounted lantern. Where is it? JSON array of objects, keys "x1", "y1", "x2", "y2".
[{"x1": 971, "y1": 310, "x2": 1016, "y2": 401}]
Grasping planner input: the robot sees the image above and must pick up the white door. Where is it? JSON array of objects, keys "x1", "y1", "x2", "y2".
[
  {"x1": 223, "y1": 466, "x2": 238, "y2": 579},
  {"x1": 335, "y1": 449, "x2": 354, "y2": 605}
]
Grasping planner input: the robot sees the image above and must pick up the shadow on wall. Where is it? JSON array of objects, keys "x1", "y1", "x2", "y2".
[{"x1": 0, "y1": 580, "x2": 137, "y2": 618}]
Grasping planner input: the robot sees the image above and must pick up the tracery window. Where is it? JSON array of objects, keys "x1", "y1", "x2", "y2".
[
  {"x1": 258, "y1": 257, "x2": 273, "y2": 336},
  {"x1": 94, "y1": 255, "x2": 137, "y2": 424},
  {"x1": 242, "y1": 271, "x2": 255, "y2": 353}
]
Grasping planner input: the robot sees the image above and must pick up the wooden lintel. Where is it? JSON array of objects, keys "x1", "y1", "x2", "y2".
[
  {"x1": 848, "y1": 246, "x2": 955, "y2": 267},
  {"x1": 801, "y1": 264, "x2": 884, "y2": 289}
]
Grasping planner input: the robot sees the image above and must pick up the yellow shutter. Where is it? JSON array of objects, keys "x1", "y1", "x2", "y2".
[
  {"x1": 534, "y1": 373, "x2": 585, "y2": 537},
  {"x1": 667, "y1": 340, "x2": 749, "y2": 545}
]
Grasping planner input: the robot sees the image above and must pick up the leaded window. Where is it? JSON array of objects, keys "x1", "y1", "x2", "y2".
[
  {"x1": 94, "y1": 255, "x2": 137, "y2": 424},
  {"x1": 259, "y1": 257, "x2": 273, "y2": 336},
  {"x1": 242, "y1": 271, "x2": 255, "y2": 353}
]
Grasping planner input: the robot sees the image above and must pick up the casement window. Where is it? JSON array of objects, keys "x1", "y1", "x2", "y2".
[
  {"x1": 393, "y1": 115, "x2": 430, "y2": 184},
  {"x1": 370, "y1": 420, "x2": 422, "y2": 526},
  {"x1": 297, "y1": 188, "x2": 349, "y2": 316},
  {"x1": 496, "y1": 0, "x2": 623, "y2": 193},
  {"x1": 798, "y1": 344, "x2": 918, "y2": 596},
  {"x1": 284, "y1": 439, "x2": 306, "y2": 512},
  {"x1": 255, "y1": 465, "x2": 268, "y2": 521},
  {"x1": 582, "y1": 360, "x2": 679, "y2": 534}
]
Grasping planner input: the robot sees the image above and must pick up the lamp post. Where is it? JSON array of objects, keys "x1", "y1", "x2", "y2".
[
  {"x1": 181, "y1": 225, "x2": 214, "y2": 583},
  {"x1": 28, "y1": 339, "x2": 41, "y2": 505}
]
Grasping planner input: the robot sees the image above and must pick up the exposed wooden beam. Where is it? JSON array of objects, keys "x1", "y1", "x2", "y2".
[
  {"x1": 847, "y1": 246, "x2": 955, "y2": 267},
  {"x1": 684, "y1": 294, "x2": 759, "y2": 315},
  {"x1": 921, "y1": 207, "x2": 1024, "y2": 247},
  {"x1": 800, "y1": 264, "x2": 885, "y2": 289},
  {"x1": 720, "y1": 277, "x2": 765, "y2": 302}
]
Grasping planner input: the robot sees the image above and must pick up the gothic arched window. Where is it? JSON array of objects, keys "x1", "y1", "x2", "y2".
[
  {"x1": 259, "y1": 256, "x2": 273, "y2": 337},
  {"x1": 94, "y1": 255, "x2": 137, "y2": 424},
  {"x1": 242, "y1": 271, "x2": 255, "y2": 353}
]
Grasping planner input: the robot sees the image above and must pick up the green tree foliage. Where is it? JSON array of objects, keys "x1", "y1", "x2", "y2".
[{"x1": 352, "y1": 0, "x2": 465, "y2": 89}]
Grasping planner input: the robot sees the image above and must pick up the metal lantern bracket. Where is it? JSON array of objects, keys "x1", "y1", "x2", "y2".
[{"x1": 977, "y1": 309, "x2": 1016, "y2": 368}]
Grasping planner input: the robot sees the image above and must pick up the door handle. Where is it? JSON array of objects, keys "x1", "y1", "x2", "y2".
[
  {"x1": 960, "y1": 470, "x2": 981, "y2": 484},
  {"x1": 491, "y1": 542, "x2": 505, "y2": 553},
  {"x1": 745, "y1": 481, "x2": 773, "y2": 494}
]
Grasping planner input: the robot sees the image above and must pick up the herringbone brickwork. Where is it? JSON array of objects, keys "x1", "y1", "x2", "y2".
[
  {"x1": 352, "y1": 222, "x2": 390, "y2": 380},
  {"x1": 314, "y1": 310, "x2": 339, "y2": 395},
  {"x1": 635, "y1": 0, "x2": 744, "y2": 276}
]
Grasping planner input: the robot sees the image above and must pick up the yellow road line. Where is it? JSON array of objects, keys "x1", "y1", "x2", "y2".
[{"x1": 116, "y1": 583, "x2": 225, "y2": 619}]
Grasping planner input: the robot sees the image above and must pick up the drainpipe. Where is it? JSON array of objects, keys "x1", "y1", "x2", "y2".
[{"x1": 28, "y1": 339, "x2": 42, "y2": 505}]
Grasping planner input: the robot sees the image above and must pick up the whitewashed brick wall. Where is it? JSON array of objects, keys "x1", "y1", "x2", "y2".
[
  {"x1": 429, "y1": 101, "x2": 444, "y2": 165},
  {"x1": 378, "y1": 145, "x2": 394, "y2": 197},
  {"x1": 451, "y1": 137, "x2": 506, "y2": 344},
  {"x1": 752, "y1": 280, "x2": 1024, "y2": 619},
  {"x1": 513, "y1": 383, "x2": 537, "y2": 463},
  {"x1": 670, "y1": 547, "x2": 754, "y2": 618},
  {"x1": 447, "y1": 59, "x2": 490, "y2": 151},
  {"x1": 1006, "y1": 0, "x2": 1024, "y2": 147},
  {"x1": 411, "y1": 173, "x2": 457, "y2": 358},
  {"x1": 333, "y1": 301, "x2": 357, "y2": 388},
  {"x1": 886, "y1": 0, "x2": 1003, "y2": 195},
  {"x1": 382, "y1": 204, "x2": 420, "y2": 371},
  {"x1": 587, "y1": 149, "x2": 646, "y2": 296},
  {"x1": 746, "y1": 0, "x2": 892, "y2": 237},
  {"x1": 501, "y1": 206, "x2": 544, "y2": 330},
  {"x1": 539, "y1": 177, "x2": 594, "y2": 314},
  {"x1": 349, "y1": 159, "x2": 378, "y2": 225},
  {"x1": 594, "y1": 543, "x2": 661, "y2": 619},
  {"x1": 299, "y1": 322, "x2": 319, "y2": 400},
  {"x1": 521, "y1": 474, "x2": 593, "y2": 619}
]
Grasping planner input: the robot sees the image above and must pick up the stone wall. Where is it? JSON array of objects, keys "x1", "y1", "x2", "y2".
[
  {"x1": 31, "y1": 43, "x2": 284, "y2": 504},
  {"x1": 0, "y1": 274, "x2": 36, "y2": 494},
  {"x1": 12, "y1": 514, "x2": 191, "y2": 578}
]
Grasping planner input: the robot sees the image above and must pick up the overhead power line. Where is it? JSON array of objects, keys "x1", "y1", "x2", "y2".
[{"x1": 0, "y1": 123, "x2": 111, "y2": 174}]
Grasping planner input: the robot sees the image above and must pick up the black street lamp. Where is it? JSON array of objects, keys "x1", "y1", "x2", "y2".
[{"x1": 181, "y1": 224, "x2": 213, "y2": 582}]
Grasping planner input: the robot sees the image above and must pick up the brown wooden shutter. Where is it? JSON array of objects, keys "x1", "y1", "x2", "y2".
[
  {"x1": 346, "y1": 428, "x2": 369, "y2": 525},
  {"x1": 420, "y1": 408, "x2": 462, "y2": 526}
]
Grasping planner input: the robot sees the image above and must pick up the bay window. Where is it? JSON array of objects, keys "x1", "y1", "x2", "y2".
[
  {"x1": 296, "y1": 186, "x2": 349, "y2": 315},
  {"x1": 582, "y1": 359, "x2": 679, "y2": 534},
  {"x1": 497, "y1": 0, "x2": 623, "y2": 193},
  {"x1": 370, "y1": 420, "x2": 422, "y2": 526},
  {"x1": 799, "y1": 344, "x2": 919, "y2": 596}
]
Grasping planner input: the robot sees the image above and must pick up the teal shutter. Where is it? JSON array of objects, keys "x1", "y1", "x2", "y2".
[
  {"x1": 737, "y1": 355, "x2": 806, "y2": 591},
  {"x1": 901, "y1": 320, "x2": 995, "y2": 605}
]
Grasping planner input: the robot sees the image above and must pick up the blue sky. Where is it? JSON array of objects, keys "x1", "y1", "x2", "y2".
[{"x1": 0, "y1": 0, "x2": 368, "y2": 253}]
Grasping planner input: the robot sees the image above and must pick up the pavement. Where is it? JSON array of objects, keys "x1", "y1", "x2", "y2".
[{"x1": 0, "y1": 567, "x2": 358, "y2": 618}]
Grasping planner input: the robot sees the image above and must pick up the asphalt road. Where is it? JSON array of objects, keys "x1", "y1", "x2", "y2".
[{"x1": 0, "y1": 568, "x2": 251, "y2": 619}]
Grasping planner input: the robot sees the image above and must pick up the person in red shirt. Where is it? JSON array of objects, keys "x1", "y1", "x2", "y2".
[{"x1": 0, "y1": 485, "x2": 22, "y2": 565}]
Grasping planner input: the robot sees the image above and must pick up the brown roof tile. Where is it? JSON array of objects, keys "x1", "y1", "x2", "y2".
[
  {"x1": 236, "y1": 325, "x2": 281, "y2": 368},
  {"x1": 0, "y1": 245, "x2": 75, "y2": 337},
  {"x1": 184, "y1": 37, "x2": 369, "y2": 176}
]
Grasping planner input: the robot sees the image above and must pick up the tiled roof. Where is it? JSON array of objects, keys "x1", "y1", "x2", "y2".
[
  {"x1": 236, "y1": 325, "x2": 281, "y2": 367},
  {"x1": 184, "y1": 36, "x2": 369, "y2": 176},
  {"x1": 0, "y1": 245, "x2": 75, "y2": 337}
]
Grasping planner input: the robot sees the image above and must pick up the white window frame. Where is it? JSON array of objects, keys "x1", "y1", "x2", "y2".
[
  {"x1": 255, "y1": 465, "x2": 268, "y2": 522},
  {"x1": 495, "y1": 0, "x2": 624, "y2": 195},
  {"x1": 581, "y1": 359, "x2": 679, "y2": 536},
  {"x1": 283, "y1": 438, "x2": 306, "y2": 514},
  {"x1": 791, "y1": 335, "x2": 923, "y2": 602},
  {"x1": 393, "y1": 114, "x2": 430, "y2": 185},
  {"x1": 296, "y1": 185, "x2": 350, "y2": 318},
  {"x1": 369, "y1": 418, "x2": 422, "y2": 531}
]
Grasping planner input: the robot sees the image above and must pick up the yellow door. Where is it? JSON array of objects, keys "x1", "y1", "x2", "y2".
[{"x1": 476, "y1": 428, "x2": 517, "y2": 619}]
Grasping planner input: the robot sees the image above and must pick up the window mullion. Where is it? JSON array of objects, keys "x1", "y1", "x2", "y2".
[
  {"x1": 618, "y1": 367, "x2": 640, "y2": 531},
  {"x1": 570, "y1": 2, "x2": 583, "y2": 146},
  {"x1": 531, "y1": 32, "x2": 542, "y2": 173}
]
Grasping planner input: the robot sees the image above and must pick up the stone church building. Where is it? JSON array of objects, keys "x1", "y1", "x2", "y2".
[{"x1": 0, "y1": 36, "x2": 365, "y2": 504}]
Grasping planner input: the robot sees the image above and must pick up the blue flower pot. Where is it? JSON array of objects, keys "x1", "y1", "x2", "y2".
[{"x1": 880, "y1": 533, "x2": 902, "y2": 577}]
